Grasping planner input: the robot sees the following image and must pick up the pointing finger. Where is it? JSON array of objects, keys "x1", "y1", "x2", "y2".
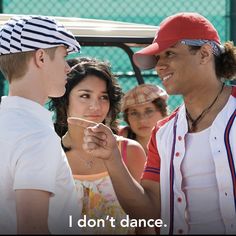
[{"x1": 67, "y1": 117, "x2": 98, "y2": 128}]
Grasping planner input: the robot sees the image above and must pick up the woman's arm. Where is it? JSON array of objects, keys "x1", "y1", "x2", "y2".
[{"x1": 125, "y1": 139, "x2": 146, "y2": 182}]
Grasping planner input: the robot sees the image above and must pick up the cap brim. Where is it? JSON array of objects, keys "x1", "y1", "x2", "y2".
[{"x1": 133, "y1": 40, "x2": 176, "y2": 70}]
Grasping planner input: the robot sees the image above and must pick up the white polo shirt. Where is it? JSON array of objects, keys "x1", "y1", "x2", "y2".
[{"x1": 0, "y1": 96, "x2": 81, "y2": 234}]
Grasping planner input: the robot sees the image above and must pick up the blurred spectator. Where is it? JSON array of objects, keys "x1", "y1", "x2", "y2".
[{"x1": 119, "y1": 84, "x2": 169, "y2": 154}]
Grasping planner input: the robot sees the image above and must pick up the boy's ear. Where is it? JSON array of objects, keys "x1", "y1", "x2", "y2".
[
  {"x1": 34, "y1": 49, "x2": 45, "y2": 67},
  {"x1": 199, "y1": 44, "x2": 213, "y2": 64}
]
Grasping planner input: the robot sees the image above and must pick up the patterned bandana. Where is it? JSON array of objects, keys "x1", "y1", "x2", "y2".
[{"x1": 181, "y1": 39, "x2": 224, "y2": 56}]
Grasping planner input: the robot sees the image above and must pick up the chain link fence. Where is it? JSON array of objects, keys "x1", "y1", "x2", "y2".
[{"x1": 0, "y1": 0, "x2": 232, "y2": 112}]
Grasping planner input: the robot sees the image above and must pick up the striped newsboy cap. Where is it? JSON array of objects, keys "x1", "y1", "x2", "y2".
[{"x1": 0, "y1": 15, "x2": 81, "y2": 55}]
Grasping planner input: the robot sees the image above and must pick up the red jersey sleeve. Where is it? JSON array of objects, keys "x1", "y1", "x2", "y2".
[
  {"x1": 232, "y1": 86, "x2": 236, "y2": 98},
  {"x1": 141, "y1": 125, "x2": 160, "y2": 182}
]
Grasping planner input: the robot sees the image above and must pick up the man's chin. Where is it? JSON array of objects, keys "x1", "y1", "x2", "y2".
[{"x1": 49, "y1": 89, "x2": 66, "y2": 98}]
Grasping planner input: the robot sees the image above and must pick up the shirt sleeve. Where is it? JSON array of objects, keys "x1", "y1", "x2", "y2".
[
  {"x1": 141, "y1": 125, "x2": 160, "y2": 182},
  {"x1": 13, "y1": 130, "x2": 61, "y2": 195}
]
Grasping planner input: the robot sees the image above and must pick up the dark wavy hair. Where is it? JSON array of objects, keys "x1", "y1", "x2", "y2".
[
  {"x1": 123, "y1": 97, "x2": 168, "y2": 140},
  {"x1": 189, "y1": 41, "x2": 236, "y2": 81},
  {"x1": 49, "y1": 57, "x2": 123, "y2": 137}
]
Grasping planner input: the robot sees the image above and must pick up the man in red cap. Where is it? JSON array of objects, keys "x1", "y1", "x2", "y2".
[{"x1": 68, "y1": 12, "x2": 236, "y2": 234}]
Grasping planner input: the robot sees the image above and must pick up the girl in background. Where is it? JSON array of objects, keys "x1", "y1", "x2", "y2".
[{"x1": 119, "y1": 84, "x2": 169, "y2": 154}]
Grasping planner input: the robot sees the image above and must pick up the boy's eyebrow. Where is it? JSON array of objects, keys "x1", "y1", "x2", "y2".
[
  {"x1": 76, "y1": 89, "x2": 91, "y2": 92},
  {"x1": 76, "y1": 89, "x2": 108, "y2": 94},
  {"x1": 157, "y1": 43, "x2": 179, "y2": 54}
]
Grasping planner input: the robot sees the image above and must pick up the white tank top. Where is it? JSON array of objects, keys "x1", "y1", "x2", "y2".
[{"x1": 181, "y1": 127, "x2": 225, "y2": 234}]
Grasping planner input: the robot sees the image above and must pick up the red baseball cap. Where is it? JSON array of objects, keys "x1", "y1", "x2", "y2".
[{"x1": 133, "y1": 12, "x2": 221, "y2": 70}]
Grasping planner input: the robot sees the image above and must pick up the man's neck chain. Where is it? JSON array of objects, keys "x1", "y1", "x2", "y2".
[{"x1": 186, "y1": 83, "x2": 225, "y2": 132}]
